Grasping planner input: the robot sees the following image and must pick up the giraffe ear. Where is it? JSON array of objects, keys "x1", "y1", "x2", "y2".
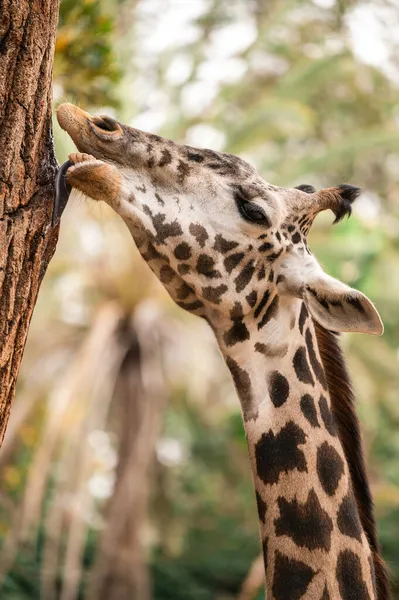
[{"x1": 302, "y1": 272, "x2": 383, "y2": 335}]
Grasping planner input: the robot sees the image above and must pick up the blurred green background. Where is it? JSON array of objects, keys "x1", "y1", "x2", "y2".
[{"x1": 1, "y1": 0, "x2": 398, "y2": 598}]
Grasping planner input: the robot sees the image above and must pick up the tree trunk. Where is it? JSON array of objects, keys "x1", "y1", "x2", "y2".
[
  {"x1": 87, "y1": 309, "x2": 167, "y2": 600},
  {"x1": 0, "y1": 0, "x2": 60, "y2": 444}
]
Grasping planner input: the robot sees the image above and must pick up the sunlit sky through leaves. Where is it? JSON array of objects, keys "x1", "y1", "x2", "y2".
[{"x1": 129, "y1": 0, "x2": 399, "y2": 138}]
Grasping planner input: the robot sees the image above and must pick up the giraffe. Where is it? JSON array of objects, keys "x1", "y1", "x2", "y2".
[{"x1": 56, "y1": 103, "x2": 390, "y2": 600}]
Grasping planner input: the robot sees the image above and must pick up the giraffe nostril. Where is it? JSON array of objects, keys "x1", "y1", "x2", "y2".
[{"x1": 92, "y1": 116, "x2": 119, "y2": 133}]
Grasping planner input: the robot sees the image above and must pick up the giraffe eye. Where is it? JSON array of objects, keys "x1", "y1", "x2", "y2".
[
  {"x1": 239, "y1": 201, "x2": 268, "y2": 223},
  {"x1": 235, "y1": 188, "x2": 270, "y2": 226}
]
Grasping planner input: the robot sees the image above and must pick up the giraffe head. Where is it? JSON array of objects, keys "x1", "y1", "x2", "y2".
[{"x1": 57, "y1": 103, "x2": 383, "y2": 340}]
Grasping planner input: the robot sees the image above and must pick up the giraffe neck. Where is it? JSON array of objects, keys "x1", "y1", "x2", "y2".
[{"x1": 217, "y1": 299, "x2": 377, "y2": 600}]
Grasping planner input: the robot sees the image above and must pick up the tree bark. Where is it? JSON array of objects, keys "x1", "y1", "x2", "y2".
[{"x1": 0, "y1": 0, "x2": 60, "y2": 444}]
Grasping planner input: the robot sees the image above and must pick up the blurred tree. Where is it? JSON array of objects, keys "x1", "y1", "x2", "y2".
[
  {"x1": 0, "y1": 1, "x2": 60, "y2": 446},
  {"x1": 87, "y1": 309, "x2": 168, "y2": 600}
]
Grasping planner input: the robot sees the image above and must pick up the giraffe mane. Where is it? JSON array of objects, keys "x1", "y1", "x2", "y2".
[{"x1": 313, "y1": 319, "x2": 391, "y2": 600}]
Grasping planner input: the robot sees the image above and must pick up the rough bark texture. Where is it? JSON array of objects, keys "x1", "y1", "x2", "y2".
[{"x1": 0, "y1": 0, "x2": 60, "y2": 444}]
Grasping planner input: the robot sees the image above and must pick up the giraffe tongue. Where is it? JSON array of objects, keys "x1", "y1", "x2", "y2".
[{"x1": 52, "y1": 160, "x2": 73, "y2": 227}]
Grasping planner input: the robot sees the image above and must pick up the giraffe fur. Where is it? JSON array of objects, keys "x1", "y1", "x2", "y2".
[{"x1": 56, "y1": 103, "x2": 389, "y2": 600}]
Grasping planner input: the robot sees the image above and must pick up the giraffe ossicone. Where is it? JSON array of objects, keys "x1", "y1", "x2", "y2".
[{"x1": 56, "y1": 103, "x2": 389, "y2": 600}]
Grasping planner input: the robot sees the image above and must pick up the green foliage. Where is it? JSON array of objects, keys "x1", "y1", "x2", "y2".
[
  {"x1": 55, "y1": 0, "x2": 125, "y2": 108},
  {"x1": 1, "y1": 523, "x2": 98, "y2": 600},
  {"x1": 150, "y1": 399, "x2": 259, "y2": 599},
  {"x1": 151, "y1": 523, "x2": 258, "y2": 600}
]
